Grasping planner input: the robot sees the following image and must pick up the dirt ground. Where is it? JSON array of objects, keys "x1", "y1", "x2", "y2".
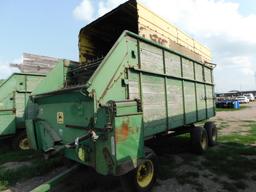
[
  {"x1": 5, "y1": 102, "x2": 256, "y2": 192},
  {"x1": 214, "y1": 103, "x2": 256, "y2": 136}
]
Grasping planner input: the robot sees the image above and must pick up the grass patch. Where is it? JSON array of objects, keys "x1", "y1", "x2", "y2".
[
  {"x1": 0, "y1": 180, "x2": 8, "y2": 191},
  {"x1": 176, "y1": 172, "x2": 204, "y2": 192},
  {"x1": 219, "y1": 124, "x2": 256, "y2": 145},
  {"x1": 0, "y1": 156, "x2": 64, "y2": 190},
  {"x1": 234, "y1": 180, "x2": 247, "y2": 189},
  {"x1": 205, "y1": 146, "x2": 256, "y2": 178},
  {"x1": 221, "y1": 180, "x2": 247, "y2": 192},
  {"x1": 217, "y1": 121, "x2": 229, "y2": 130},
  {"x1": 221, "y1": 181, "x2": 239, "y2": 192},
  {"x1": 0, "y1": 151, "x2": 64, "y2": 190},
  {"x1": 0, "y1": 149, "x2": 40, "y2": 164},
  {"x1": 155, "y1": 121, "x2": 256, "y2": 192},
  {"x1": 251, "y1": 175, "x2": 256, "y2": 181},
  {"x1": 0, "y1": 155, "x2": 63, "y2": 182},
  {"x1": 201, "y1": 123, "x2": 256, "y2": 180}
]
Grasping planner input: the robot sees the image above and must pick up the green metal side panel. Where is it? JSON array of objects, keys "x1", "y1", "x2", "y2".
[
  {"x1": 112, "y1": 100, "x2": 144, "y2": 174},
  {"x1": 142, "y1": 74, "x2": 166, "y2": 137},
  {"x1": 14, "y1": 75, "x2": 26, "y2": 92},
  {"x1": 26, "y1": 119, "x2": 37, "y2": 149},
  {"x1": 206, "y1": 85, "x2": 214, "y2": 118},
  {"x1": 0, "y1": 114, "x2": 15, "y2": 135},
  {"x1": 0, "y1": 92, "x2": 14, "y2": 113},
  {"x1": 0, "y1": 77, "x2": 16, "y2": 112},
  {"x1": 196, "y1": 83, "x2": 207, "y2": 121},
  {"x1": 124, "y1": 32, "x2": 215, "y2": 134},
  {"x1": 0, "y1": 76, "x2": 18, "y2": 136},
  {"x1": 126, "y1": 36, "x2": 140, "y2": 67},
  {"x1": 184, "y1": 81, "x2": 197, "y2": 124},
  {"x1": 33, "y1": 91, "x2": 94, "y2": 151},
  {"x1": 182, "y1": 58, "x2": 194, "y2": 80},
  {"x1": 166, "y1": 79, "x2": 184, "y2": 128},
  {"x1": 26, "y1": 75, "x2": 46, "y2": 92},
  {"x1": 195, "y1": 63, "x2": 203, "y2": 81},
  {"x1": 0, "y1": 73, "x2": 45, "y2": 136},
  {"x1": 115, "y1": 114, "x2": 143, "y2": 164},
  {"x1": 87, "y1": 35, "x2": 138, "y2": 104},
  {"x1": 15, "y1": 92, "x2": 26, "y2": 128},
  {"x1": 128, "y1": 71, "x2": 140, "y2": 100},
  {"x1": 140, "y1": 42, "x2": 164, "y2": 74},
  {"x1": 93, "y1": 135, "x2": 114, "y2": 175},
  {"x1": 205, "y1": 68, "x2": 212, "y2": 83},
  {"x1": 165, "y1": 51, "x2": 182, "y2": 77},
  {"x1": 32, "y1": 61, "x2": 65, "y2": 95}
]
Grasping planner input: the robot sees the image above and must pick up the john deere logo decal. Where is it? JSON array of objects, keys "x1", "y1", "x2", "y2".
[{"x1": 57, "y1": 112, "x2": 64, "y2": 124}]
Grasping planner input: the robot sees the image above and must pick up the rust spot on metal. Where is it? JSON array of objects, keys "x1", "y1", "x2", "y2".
[
  {"x1": 115, "y1": 122, "x2": 130, "y2": 143},
  {"x1": 121, "y1": 122, "x2": 129, "y2": 140}
]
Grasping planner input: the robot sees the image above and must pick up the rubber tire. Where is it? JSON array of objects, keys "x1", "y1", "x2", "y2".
[
  {"x1": 190, "y1": 126, "x2": 208, "y2": 154},
  {"x1": 12, "y1": 130, "x2": 30, "y2": 150},
  {"x1": 204, "y1": 122, "x2": 218, "y2": 146},
  {"x1": 120, "y1": 148, "x2": 158, "y2": 192}
]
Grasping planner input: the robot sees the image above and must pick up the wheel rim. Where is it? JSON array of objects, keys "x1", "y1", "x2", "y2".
[
  {"x1": 19, "y1": 138, "x2": 30, "y2": 150},
  {"x1": 136, "y1": 160, "x2": 154, "y2": 188},
  {"x1": 201, "y1": 133, "x2": 207, "y2": 150},
  {"x1": 78, "y1": 147, "x2": 86, "y2": 161}
]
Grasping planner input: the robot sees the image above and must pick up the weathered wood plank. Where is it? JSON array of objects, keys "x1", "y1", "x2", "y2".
[{"x1": 10, "y1": 53, "x2": 60, "y2": 74}]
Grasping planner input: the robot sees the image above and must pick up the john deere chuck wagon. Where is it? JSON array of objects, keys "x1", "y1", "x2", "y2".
[{"x1": 27, "y1": 1, "x2": 217, "y2": 191}]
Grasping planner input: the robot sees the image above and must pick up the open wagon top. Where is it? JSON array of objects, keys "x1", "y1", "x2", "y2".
[{"x1": 79, "y1": 0, "x2": 211, "y2": 64}]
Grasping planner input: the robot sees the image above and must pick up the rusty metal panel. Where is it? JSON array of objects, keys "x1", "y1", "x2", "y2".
[
  {"x1": 204, "y1": 67, "x2": 212, "y2": 83},
  {"x1": 165, "y1": 52, "x2": 182, "y2": 77},
  {"x1": 195, "y1": 63, "x2": 203, "y2": 82},
  {"x1": 184, "y1": 82, "x2": 197, "y2": 124},
  {"x1": 140, "y1": 42, "x2": 164, "y2": 74},
  {"x1": 114, "y1": 101, "x2": 143, "y2": 163},
  {"x1": 182, "y1": 58, "x2": 194, "y2": 80},
  {"x1": 141, "y1": 74, "x2": 166, "y2": 136},
  {"x1": 166, "y1": 79, "x2": 184, "y2": 128},
  {"x1": 196, "y1": 83, "x2": 206, "y2": 121}
]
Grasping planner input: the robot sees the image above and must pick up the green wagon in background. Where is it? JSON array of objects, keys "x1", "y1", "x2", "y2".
[
  {"x1": 0, "y1": 53, "x2": 59, "y2": 150},
  {"x1": 0, "y1": 73, "x2": 45, "y2": 149},
  {"x1": 27, "y1": 1, "x2": 217, "y2": 191}
]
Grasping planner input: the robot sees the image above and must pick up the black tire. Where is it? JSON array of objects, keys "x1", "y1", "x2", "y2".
[
  {"x1": 204, "y1": 122, "x2": 218, "y2": 146},
  {"x1": 12, "y1": 130, "x2": 30, "y2": 150},
  {"x1": 120, "y1": 147, "x2": 158, "y2": 192},
  {"x1": 190, "y1": 126, "x2": 208, "y2": 154}
]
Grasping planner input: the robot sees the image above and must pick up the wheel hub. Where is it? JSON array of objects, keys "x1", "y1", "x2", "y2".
[
  {"x1": 19, "y1": 138, "x2": 30, "y2": 150},
  {"x1": 136, "y1": 160, "x2": 154, "y2": 188}
]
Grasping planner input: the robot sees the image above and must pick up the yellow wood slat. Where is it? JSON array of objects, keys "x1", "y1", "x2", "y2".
[{"x1": 137, "y1": 3, "x2": 211, "y2": 62}]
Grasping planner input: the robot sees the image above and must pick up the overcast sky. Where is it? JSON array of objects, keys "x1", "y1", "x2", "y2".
[{"x1": 1, "y1": 0, "x2": 256, "y2": 92}]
